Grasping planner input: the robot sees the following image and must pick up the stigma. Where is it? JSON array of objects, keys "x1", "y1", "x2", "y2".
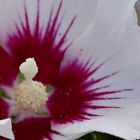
[{"x1": 15, "y1": 58, "x2": 48, "y2": 112}]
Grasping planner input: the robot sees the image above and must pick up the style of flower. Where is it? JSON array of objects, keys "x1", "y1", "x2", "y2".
[{"x1": 0, "y1": 0, "x2": 140, "y2": 140}]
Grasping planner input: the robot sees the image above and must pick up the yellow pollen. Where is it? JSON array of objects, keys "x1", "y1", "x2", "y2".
[
  {"x1": 15, "y1": 58, "x2": 48, "y2": 112},
  {"x1": 15, "y1": 81, "x2": 47, "y2": 112}
]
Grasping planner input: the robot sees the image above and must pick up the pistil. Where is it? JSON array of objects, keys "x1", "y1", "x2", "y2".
[{"x1": 14, "y1": 58, "x2": 48, "y2": 112}]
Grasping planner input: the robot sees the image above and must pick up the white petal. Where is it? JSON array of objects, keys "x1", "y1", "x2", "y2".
[
  {"x1": 53, "y1": 104, "x2": 140, "y2": 140},
  {"x1": 65, "y1": 0, "x2": 139, "y2": 62},
  {"x1": 55, "y1": 1, "x2": 140, "y2": 139},
  {"x1": 0, "y1": 118, "x2": 14, "y2": 140},
  {"x1": 62, "y1": 0, "x2": 140, "y2": 107},
  {"x1": 52, "y1": 103, "x2": 140, "y2": 140},
  {"x1": 0, "y1": 0, "x2": 99, "y2": 45}
]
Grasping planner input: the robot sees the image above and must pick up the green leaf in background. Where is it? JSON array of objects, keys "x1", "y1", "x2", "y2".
[{"x1": 77, "y1": 132, "x2": 124, "y2": 140}]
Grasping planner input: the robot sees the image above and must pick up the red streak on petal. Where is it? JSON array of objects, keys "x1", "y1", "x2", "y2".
[
  {"x1": 7, "y1": 1, "x2": 75, "y2": 85},
  {"x1": 5, "y1": 1, "x2": 75, "y2": 138},
  {"x1": 47, "y1": 60, "x2": 132, "y2": 124}
]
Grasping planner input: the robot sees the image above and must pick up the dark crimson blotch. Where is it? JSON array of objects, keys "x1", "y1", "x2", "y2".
[
  {"x1": 0, "y1": 118, "x2": 59, "y2": 140},
  {"x1": 0, "y1": 98, "x2": 9, "y2": 120},
  {"x1": 12, "y1": 118, "x2": 59, "y2": 140}
]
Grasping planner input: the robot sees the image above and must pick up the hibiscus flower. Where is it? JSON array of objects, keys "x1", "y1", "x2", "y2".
[{"x1": 0, "y1": 0, "x2": 140, "y2": 140}]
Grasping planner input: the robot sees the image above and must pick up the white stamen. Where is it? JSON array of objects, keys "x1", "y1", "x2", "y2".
[
  {"x1": 15, "y1": 81, "x2": 47, "y2": 112},
  {"x1": 19, "y1": 58, "x2": 38, "y2": 80},
  {"x1": 15, "y1": 58, "x2": 48, "y2": 112}
]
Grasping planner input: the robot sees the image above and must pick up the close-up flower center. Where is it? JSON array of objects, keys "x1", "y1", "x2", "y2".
[
  {"x1": 1, "y1": 1, "x2": 140, "y2": 140},
  {"x1": 15, "y1": 80, "x2": 47, "y2": 112},
  {"x1": 14, "y1": 58, "x2": 48, "y2": 112}
]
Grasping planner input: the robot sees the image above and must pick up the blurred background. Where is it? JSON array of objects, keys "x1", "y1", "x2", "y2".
[
  {"x1": 135, "y1": 0, "x2": 140, "y2": 25},
  {"x1": 77, "y1": 132, "x2": 123, "y2": 140}
]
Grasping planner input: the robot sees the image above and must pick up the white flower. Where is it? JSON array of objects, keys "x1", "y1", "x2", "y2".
[{"x1": 0, "y1": 0, "x2": 140, "y2": 140}]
